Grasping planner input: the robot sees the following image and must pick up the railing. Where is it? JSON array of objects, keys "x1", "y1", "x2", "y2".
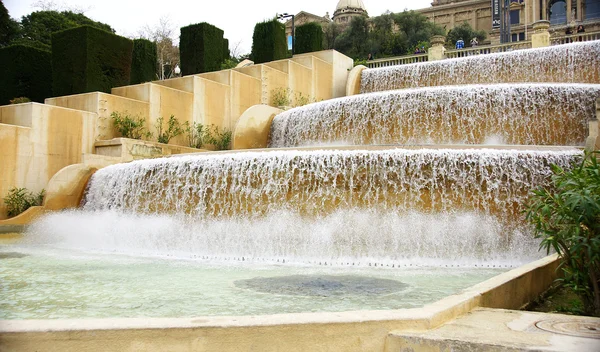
[
  {"x1": 366, "y1": 54, "x2": 428, "y2": 68},
  {"x1": 445, "y1": 41, "x2": 532, "y2": 59},
  {"x1": 550, "y1": 31, "x2": 600, "y2": 45}
]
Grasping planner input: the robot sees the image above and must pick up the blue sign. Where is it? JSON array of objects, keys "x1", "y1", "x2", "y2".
[{"x1": 287, "y1": 36, "x2": 293, "y2": 50}]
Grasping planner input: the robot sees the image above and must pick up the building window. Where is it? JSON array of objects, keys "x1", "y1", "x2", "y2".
[
  {"x1": 549, "y1": 0, "x2": 567, "y2": 25},
  {"x1": 587, "y1": 0, "x2": 600, "y2": 20},
  {"x1": 510, "y1": 9, "x2": 520, "y2": 24}
]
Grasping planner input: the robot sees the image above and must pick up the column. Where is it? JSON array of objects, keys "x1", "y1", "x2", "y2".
[
  {"x1": 577, "y1": 0, "x2": 582, "y2": 21},
  {"x1": 542, "y1": 0, "x2": 547, "y2": 20},
  {"x1": 566, "y1": 0, "x2": 572, "y2": 22}
]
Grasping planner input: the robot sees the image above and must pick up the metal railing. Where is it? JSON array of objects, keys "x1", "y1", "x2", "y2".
[
  {"x1": 445, "y1": 41, "x2": 532, "y2": 59},
  {"x1": 366, "y1": 54, "x2": 428, "y2": 68},
  {"x1": 550, "y1": 31, "x2": 600, "y2": 45}
]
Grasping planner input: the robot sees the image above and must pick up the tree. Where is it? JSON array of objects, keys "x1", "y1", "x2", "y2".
[
  {"x1": 392, "y1": 10, "x2": 445, "y2": 53},
  {"x1": 526, "y1": 153, "x2": 600, "y2": 317},
  {"x1": 323, "y1": 22, "x2": 340, "y2": 50},
  {"x1": 446, "y1": 21, "x2": 487, "y2": 47},
  {"x1": 0, "y1": 1, "x2": 20, "y2": 47},
  {"x1": 18, "y1": 10, "x2": 114, "y2": 50},
  {"x1": 250, "y1": 18, "x2": 287, "y2": 64},
  {"x1": 138, "y1": 16, "x2": 180, "y2": 80},
  {"x1": 334, "y1": 16, "x2": 369, "y2": 59}
]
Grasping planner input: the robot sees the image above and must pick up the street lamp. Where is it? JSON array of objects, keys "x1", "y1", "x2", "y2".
[
  {"x1": 174, "y1": 64, "x2": 181, "y2": 77},
  {"x1": 277, "y1": 12, "x2": 295, "y2": 55}
]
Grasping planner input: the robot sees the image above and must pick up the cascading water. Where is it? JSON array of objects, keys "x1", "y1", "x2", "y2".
[
  {"x1": 26, "y1": 148, "x2": 581, "y2": 267},
  {"x1": 269, "y1": 83, "x2": 600, "y2": 148},
  {"x1": 360, "y1": 41, "x2": 600, "y2": 93}
]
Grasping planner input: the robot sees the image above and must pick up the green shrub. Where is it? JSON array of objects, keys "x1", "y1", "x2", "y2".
[
  {"x1": 271, "y1": 87, "x2": 291, "y2": 107},
  {"x1": 3, "y1": 188, "x2": 45, "y2": 218},
  {"x1": 250, "y1": 19, "x2": 287, "y2": 64},
  {"x1": 180, "y1": 22, "x2": 227, "y2": 75},
  {"x1": 130, "y1": 39, "x2": 157, "y2": 84},
  {"x1": 526, "y1": 152, "x2": 600, "y2": 317},
  {"x1": 205, "y1": 125, "x2": 232, "y2": 151},
  {"x1": 295, "y1": 22, "x2": 324, "y2": 54},
  {"x1": 0, "y1": 45, "x2": 52, "y2": 105},
  {"x1": 223, "y1": 38, "x2": 230, "y2": 59},
  {"x1": 155, "y1": 115, "x2": 184, "y2": 144},
  {"x1": 184, "y1": 121, "x2": 207, "y2": 149},
  {"x1": 52, "y1": 25, "x2": 133, "y2": 96},
  {"x1": 10, "y1": 97, "x2": 32, "y2": 104},
  {"x1": 111, "y1": 111, "x2": 151, "y2": 140}
]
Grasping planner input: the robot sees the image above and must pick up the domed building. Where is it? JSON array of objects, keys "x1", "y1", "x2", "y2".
[{"x1": 332, "y1": 0, "x2": 369, "y2": 24}]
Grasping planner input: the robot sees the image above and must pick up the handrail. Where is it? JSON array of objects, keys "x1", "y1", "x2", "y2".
[
  {"x1": 550, "y1": 31, "x2": 600, "y2": 45},
  {"x1": 366, "y1": 54, "x2": 428, "y2": 68},
  {"x1": 446, "y1": 41, "x2": 531, "y2": 59}
]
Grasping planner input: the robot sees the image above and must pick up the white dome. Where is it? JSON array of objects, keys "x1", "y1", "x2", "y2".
[{"x1": 336, "y1": 0, "x2": 366, "y2": 11}]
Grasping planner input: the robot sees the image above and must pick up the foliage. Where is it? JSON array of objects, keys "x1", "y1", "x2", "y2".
[
  {"x1": 137, "y1": 16, "x2": 179, "y2": 80},
  {"x1": 271, "y1": 87, "x2": 291, "y2": 107},
  {"x1": 155, "y1": 115, "x2": 184, "y2": 144},
  {"x1": 111, "y1": 111, "x2": 151, "y2": 140},
  {"x1": 17, "y1": 10, "x2": 114, "y2": 50},
  {"x1": 295, "y1": 22, "x2": 323, "y2": 54},
  {"x1": 220, "y1": 58, "x2": 239, "y2": 70},
  {"x1": 354, "y1": 59, "x2": 367, "y2": 67},
  {"x1": 323, "y1": 22, "x2": 341, "y2": 50},
  {"x1": 204, "y1": 124, "x2": 232, "y2": 151},
  {"x1": 180, "y1": 22, "x2": 227, "y2": 75},
  {"x1": 183, "y1": 121, "x2": 231, "y2": 150},
  {"x1": 526, "y1": 153, "x2": 600, "y2": 317},
  {"x1": 0, "y1": 1, "x2": 19, "y2": 47},
  {"x1": 130, "y1": 39, "x2": 157, "y2": 84},
  {"x1": 333, "y1": 10, "x2": 444, "y2": 60},
  {"x1": 446, "y1": 21, "x2": 487, "y2": 47},
  {"x1": 0, "y1": 44, "x2": 52, "y2": 105},
  {"x1": 184, "y1": 121, "x2": 207, "y2": 149},
  {"x1": 250, "y1": 18, "x2": 287, "y2": 64},
  {"x1": 52, "y1": 25, "x2": 133, "y2": 96},
  {"x1": 3, "y1": 187, "x2": 45, "y2": 218},
  {"x1": 9, "y1": 97, "x2": 31, "y2": 104}
]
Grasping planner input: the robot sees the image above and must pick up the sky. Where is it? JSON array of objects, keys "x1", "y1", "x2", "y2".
[{"x1": 4, "y1": 0, "x2": 433, "y2": 54}]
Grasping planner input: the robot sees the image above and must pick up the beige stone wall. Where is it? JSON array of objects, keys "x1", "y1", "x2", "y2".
[{"x1": 0, "y1": 103, "x2": 97, "y2": 219}]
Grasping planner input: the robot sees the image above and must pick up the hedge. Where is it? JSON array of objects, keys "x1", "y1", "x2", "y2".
[
  {"x1": 180, "y1": 22, "x2": 227, "y2": 75},
  {"x1": 0, "y1": 44, "x2": 52, "y2": 105},
  {"x1": 295, "y1": 22, "x2": 324, "y2": 54},
  {"x1": 130, "y1": 39, "x2": 157, "y2": 84},
  {"x1": 250, "y1": 19, "x2": 287, "y2": 64},
  {"x1": 52, "y1": 25, "x2": 133, "y2": 96},
  {"x1": 223, "y1": 38, "x2": 230, "y2": 60}
]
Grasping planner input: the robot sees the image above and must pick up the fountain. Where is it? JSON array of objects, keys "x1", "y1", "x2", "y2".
[{"x1": 1, "y1": 41, "x2": 599, "y2": 350}]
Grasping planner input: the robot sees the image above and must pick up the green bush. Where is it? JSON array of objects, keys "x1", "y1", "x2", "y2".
[
  {"x1": 3, "y1": 187, "x2": 45, "y2": 218},
  {"x1": 446, "y1": 21, "x2": 487, "y2": 47},
  {"x1": 250, "y1": 19, "x2": 287, "y2": 64},
  {"x1": 526, "y1": 152, "x2": 600, "y2": 317},
  {"x1": 184, "y1": 121, "x2": 208, "y2": 149},
  {"x1": 0, "y1": 45, "x2": 52, "y2": 105},
  {"x1": 130, "y1": 39, "x2": 157, "y2": 84},
  {"x1": 155, "y1": 115, "x2": 184, "y2": 144},
  {"x1": 52, "y1": 25, "x2": 133, "y2": 96},
  {"x1": 205, "y1": 125, "x2": 232, "y2": 151},
  {"x1": 111, "y1": 111, "x2": 151, "y2": 140},
  {"x1": 223, "y1": 38, "x2": 230, "y2": 59},
  {"x1": 295, "y1": 22, "x2": 323, "y2": 54},
  {"x1": 180, "y1": 22, "x2": 227, "y2": 75},
  {"x1": 10, "y1": 97, "x2": 32, "y2": 104}
]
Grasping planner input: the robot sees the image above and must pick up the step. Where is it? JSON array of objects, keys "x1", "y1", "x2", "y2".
[{"x1": 386, "y1": 308, "x2": 600, "y2": 352}]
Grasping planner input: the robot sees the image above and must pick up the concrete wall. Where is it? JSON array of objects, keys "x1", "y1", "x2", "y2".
[{"x1": 0, "y1": 103, "x2": 97, "y2": 219}]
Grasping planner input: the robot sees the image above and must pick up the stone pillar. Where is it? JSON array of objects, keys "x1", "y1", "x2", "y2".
[
  {"x1": 531, "y1": 20, "x2": 551, "y2": 48},
  {"x1": 428, "y1": 35, "x2": 447, "y2": 61},
  {"x1": 542, "y1": 0, "x2": 547, "y2": 20},
  {"x1": 566, "y1": 0, "x2": 572, "y2": 22},
  {"x1": 577, "y1": 0, "x2": 582, "y2": 21}
]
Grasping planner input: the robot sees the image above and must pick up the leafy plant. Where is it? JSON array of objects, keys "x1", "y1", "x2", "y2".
[
  {"x1": 155, "y1": 115, "x2": 184, "y2": 144},
  {"x1": 526, "y1": 152, "x2": 600, "y2": 317},
  {"x1": 3, "y1": 187, "x2": 45, "y2": 217},
  {"x1": 184, "y1": 121, "x2": 207, "y2": 149},
  {"x1": 271, "y1": 87, "x2": 291, "y2": 107},
  {"x1": 205, "y1": 124, "x2": 232, "y2": 151},
  {"x1": 9, "y1": 97, "x2": 31, "y2": 104},
  {"x1": 111, "y1": 111, "x2": 151, "y2": 140}
]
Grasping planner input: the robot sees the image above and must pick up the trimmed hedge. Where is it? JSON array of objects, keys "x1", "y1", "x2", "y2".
[
  {"x1": 251, "y1": 19, "x2": 287, "y2": 64},
  {"x1": 130, "y1": 39, "x2": 157, "y2": 84},
  {"x1": 223, "y1": 38, "x2": 230, "y2": 59},
  {"x1": 295, "y1": 22, "x2": 324, "y2": 54},
  {"x1": 180, "y1": 22, "x2": 227, "y2": 75},
  {"x1": 52, "y1": 25, "x2": 133, "y2": 96},
  {"x1": 0, "y1": 45, "x2": 52, "y2": 105}
]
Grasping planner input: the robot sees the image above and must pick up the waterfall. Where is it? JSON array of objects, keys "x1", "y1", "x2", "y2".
[
  {"x1": 360, "y1": 41, "x2": 600, "y2": 93},
  {"x1": 269, "y1": 83, "x2": 600, "y2": 148}
]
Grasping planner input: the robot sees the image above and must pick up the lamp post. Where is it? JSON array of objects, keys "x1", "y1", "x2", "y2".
[
  {"x1": 277, "y1": 12, "x2": 295, "y2": 55},
  {"x1": 174, "y1": 64, "x2": 181, "y2": 77}
]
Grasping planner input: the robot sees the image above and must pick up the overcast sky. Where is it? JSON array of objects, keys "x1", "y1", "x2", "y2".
[{"x1": 4, "y1": 0, "x2": 433, "y2": 54}]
